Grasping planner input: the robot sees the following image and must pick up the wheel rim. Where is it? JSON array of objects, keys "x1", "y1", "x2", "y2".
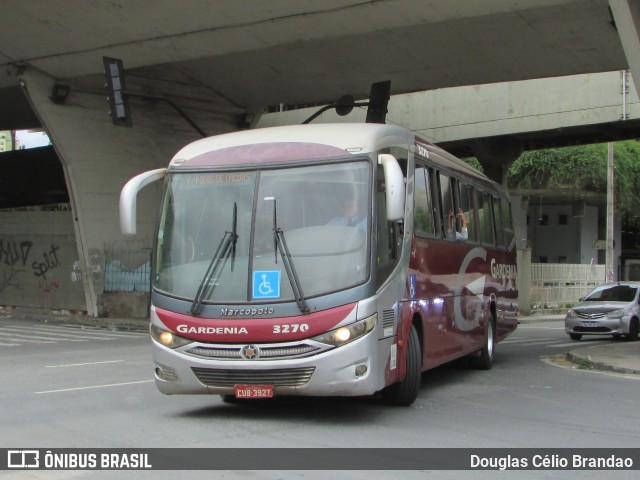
[{"x1": 487, "y1": 322, "x2": 494, "y2": 359}]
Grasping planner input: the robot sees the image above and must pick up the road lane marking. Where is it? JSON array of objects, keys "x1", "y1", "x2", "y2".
[
  {"x1": 518, "y1": 325, "x2": 565, "y2": 330},
  {"x1": 5, "y1": 325, "x2": 148, "y2": 338},
  {"x1": 502, "y1": 338, "x2": 557, "y2": 345},
  {"x1": 0, "y1": 333, "x2": 55, "y2": 344},
  {"x1": 45, "y1": 360, "x2": 126, "y2": 368},
  {"x1": 34, "y1": 380, "x2": 154, "y2": 394}
]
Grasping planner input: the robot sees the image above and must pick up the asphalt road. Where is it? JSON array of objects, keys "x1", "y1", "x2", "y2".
[{"x1": 0, "y1": 318, "x2": 638, "y2": 479}]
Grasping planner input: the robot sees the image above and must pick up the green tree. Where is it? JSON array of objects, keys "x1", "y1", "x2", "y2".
[{"x1": 507, "y1": 141, "x2": 640, "y2": 227}]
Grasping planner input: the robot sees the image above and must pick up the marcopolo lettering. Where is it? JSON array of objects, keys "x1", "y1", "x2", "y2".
[
  {"x1": 176, "y1": 325, "x2": 248, "y2": 335},
  {"x1": 220, "y1": 307, "x2": 275, "y2": 317}
]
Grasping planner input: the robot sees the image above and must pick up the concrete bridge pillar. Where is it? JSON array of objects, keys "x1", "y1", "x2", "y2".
[
  {"x1": 18, "y1": 69, "x2": 235, "y2": 316},
  {"x1": 470, "y1": 137, "x2": 523, "y2": 187}
]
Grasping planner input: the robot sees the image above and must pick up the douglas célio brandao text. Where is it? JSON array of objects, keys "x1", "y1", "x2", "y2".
[{"x1": 470, "y1": 453, "x2": 634, "y2": 470}]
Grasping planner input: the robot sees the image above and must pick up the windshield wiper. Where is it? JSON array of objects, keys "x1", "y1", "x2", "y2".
[
  {"x1": 189, "y1": 202, "x2": 238, "y2": 316},
  {"x1": 266, "y1": 197, "x2": 309, "y2": 313}
]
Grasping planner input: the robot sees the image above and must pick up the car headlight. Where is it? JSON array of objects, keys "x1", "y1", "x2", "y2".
[
  {"x1": 311, "y1": 314, "x2": 377, "y2": 347},
  {"x1": 607, "y1": 309, "x2": 625, "y2": 319},
  {"x1": 566, "y1": 309, "x2": 576, "y2": 318},
  {"x1": 150, "y1": 324, "x2": 192, "y2": 349}
]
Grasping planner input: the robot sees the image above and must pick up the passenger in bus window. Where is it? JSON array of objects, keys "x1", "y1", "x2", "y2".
[
  {"x1": 328, "y1": 197, "x2": 366, "y2": 230},
  {"x1": 447, "y1": 208, "x2": 468, "y2": 240}
]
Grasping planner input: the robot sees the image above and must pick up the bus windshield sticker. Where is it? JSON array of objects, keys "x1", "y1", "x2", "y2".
[{"x1": 252, "y1": 270, "x2": 281, "y2": 299}]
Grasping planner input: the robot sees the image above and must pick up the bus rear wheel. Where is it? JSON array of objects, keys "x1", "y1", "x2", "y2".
[
  {"x1": 471, "y1": 318, "x2": 494, "y2": 370},
  {"x1": 382, "y1": 324, "x2": 421, "y2": 406}
]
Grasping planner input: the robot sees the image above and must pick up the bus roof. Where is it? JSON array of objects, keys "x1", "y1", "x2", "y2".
[
  {"x1": 168, "y1": 123, "x2": 502, "y2": 195},
  {"x1": 170, "y1": 123, "x2": 411, "y2": 168}
]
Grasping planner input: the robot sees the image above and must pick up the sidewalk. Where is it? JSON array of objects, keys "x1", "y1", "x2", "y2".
[{"x1": 519, "y1": 312, "x2": 640, "y2": 375}]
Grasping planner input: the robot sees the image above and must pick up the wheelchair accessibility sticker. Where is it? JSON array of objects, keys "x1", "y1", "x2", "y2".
[{"x1": 252, "y1": 270, "x2": 281, "y2": 299}]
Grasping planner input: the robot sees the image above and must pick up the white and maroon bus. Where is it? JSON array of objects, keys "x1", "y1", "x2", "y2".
[{"x1": 120, "y1": 123, "x2": 518, "y2": 406}]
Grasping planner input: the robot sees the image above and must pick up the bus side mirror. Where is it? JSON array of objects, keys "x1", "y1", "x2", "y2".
[
  {"x1": 378, "y1": 154, "x2": 405, "y2": 221},
  {"x1": 120, "y1": 168, "x2": 167, "y2": 235}
]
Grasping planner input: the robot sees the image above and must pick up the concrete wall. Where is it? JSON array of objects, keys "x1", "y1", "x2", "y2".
[
  {"x1": 0, "y1": 211, "x2": 85, "y2": 312},
  {"x1": 527, "y1": 204, "x2": 581, "y2": 263},
  {"x1": 19, "y1": 70, "x2": 239, "y2": 317},
  {"x1": 525, "y1": 203, "x2": 621, "y2": 275}
]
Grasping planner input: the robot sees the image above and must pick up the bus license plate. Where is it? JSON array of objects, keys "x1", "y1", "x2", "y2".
[
  {"x1": 234, "y1": 385, "x2": 274, "y2": 399},
  {"x1": 581, "y1": 321, "x2": 598, "y2": 328}
]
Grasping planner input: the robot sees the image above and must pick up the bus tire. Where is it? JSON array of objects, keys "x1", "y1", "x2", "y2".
[
  {"x1": 471, "y1": 317, "x2": 494, "y2": 370},
  {"x1": 382, "y1": 324, "x2": 421, "y2": 406}
]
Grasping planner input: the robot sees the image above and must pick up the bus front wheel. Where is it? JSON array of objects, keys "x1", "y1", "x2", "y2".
[{"x1": 381, "y1": 324, "x2": 421, "y2": 406}]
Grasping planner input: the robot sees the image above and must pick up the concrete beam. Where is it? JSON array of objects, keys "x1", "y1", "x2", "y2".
[
  {"x1": 609, "y1": 0, "x2": 640, "y2": 97},
  {"x1": 259, "y1": 70, "x2": 640, "y2": 159}
]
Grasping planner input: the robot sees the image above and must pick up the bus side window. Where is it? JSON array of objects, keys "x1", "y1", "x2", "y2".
[
  {"x1": 438, "y1": 173, "x2": 455, "y2": 239},
  {"x1": 477, "y1": 190, "x2": 495, "y2": 245},
  {"x1": 501, "y1": 199, "x2": 515, "y2": 248},
  {"x1": 492, "y1": 196, "x2": 505, "y2": 247},
  {"x1": 458, "y1": 182, "x2": 476, "y2": 242},
  {"x1": 414, "y1": 165, "x2": 435, "y2": 236}
]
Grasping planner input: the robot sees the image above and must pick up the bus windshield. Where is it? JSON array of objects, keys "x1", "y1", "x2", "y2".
[{"x1": 154, "y1": 160, "x2": 371, "y2": 304}]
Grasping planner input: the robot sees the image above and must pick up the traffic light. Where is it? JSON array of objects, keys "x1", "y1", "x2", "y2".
[{"x1": 103, "y1": 56, "x2": 132, "y2": 127}]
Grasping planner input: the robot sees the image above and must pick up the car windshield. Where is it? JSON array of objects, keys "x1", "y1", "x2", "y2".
[
  {"x1": 584, "y1": 285, "x2": 638, "y2": 302},
  {"x1": 154, "y1": 160, "x2": 371, "y2": 303}
]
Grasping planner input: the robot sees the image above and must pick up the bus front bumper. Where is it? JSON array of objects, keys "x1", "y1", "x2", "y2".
[{"x1": 151, "y1": 331, "x2": 390, "y2": 398}]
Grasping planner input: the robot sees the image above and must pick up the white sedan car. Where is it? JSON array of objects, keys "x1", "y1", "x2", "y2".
[{"x1": 565, "y1": 282, "x2": 640, "y2": 341}]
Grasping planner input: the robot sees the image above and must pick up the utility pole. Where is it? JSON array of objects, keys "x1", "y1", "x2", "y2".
[{"x1": 606, "y1": 142, "x2": 615, "y2": 282}]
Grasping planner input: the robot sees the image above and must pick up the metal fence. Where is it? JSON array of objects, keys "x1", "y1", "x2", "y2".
[
  {"x1": 530, "y1": 263, "x2": 605, "y2": 311},
  {"x1": 103, "y1": 240, "x2": 153, "y2": 292}
]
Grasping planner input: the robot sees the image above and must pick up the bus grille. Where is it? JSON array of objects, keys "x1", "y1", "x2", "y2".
[
  {"x1": 191, "y1": 367, "x2": 315, "y2": 387},
  {"x1": 185, "y1": 344, "x2": 321, "y2": 360}
]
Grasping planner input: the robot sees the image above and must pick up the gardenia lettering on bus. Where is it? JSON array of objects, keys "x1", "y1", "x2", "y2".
[
  {"x1": 176, "y1": 325, "x2": 248, "y2": 335},
  {"x1": 490, "y1": 258, "x2": 517, "y2": 279}
]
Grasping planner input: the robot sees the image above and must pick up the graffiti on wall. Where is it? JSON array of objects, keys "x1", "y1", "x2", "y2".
[
  {"x1": 39, "y1": 280, "x2": 60, "y2": 309},
  {"x1": 0, "y1": 239, "x2": 61, "y2": 281},
  {"x1": 0, "y1": 235, "x2": 85, "y2": 311}
]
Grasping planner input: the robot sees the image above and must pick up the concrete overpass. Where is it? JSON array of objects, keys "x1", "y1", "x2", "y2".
[
  {"x1": 259, "y1": 70, "x2": 640, "y2": 181},
  {"x1": 1, "y1": 0, "x2": 640, "y2": 317}
]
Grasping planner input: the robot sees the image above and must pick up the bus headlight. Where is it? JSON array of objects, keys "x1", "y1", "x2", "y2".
[
  {"x1": 150, "y1": 324, "x2": 192, "y2": 349},
  {"x1": 311, "y1": 314, "x2": 377, "y2": 347}
]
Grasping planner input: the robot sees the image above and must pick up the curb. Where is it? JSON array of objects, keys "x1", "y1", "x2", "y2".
[
  {"x1": 518, "y1": 315, "x2": 565, "y2": 324},
  {"x1": 566, "y1": 349, "x2": 640, "y2": 375}
]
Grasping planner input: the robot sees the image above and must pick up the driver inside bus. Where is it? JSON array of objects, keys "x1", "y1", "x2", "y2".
[
  {"x1": 328, "y1": 197, "x2": 366, "y2": 230},
  {"x1": 447, "y1": 208, "x2": 468, "y2": 240}
]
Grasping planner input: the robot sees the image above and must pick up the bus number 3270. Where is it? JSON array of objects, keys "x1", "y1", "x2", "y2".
[{"x1": 273, "y1": 324, "x2": 309, "y2": 334}]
